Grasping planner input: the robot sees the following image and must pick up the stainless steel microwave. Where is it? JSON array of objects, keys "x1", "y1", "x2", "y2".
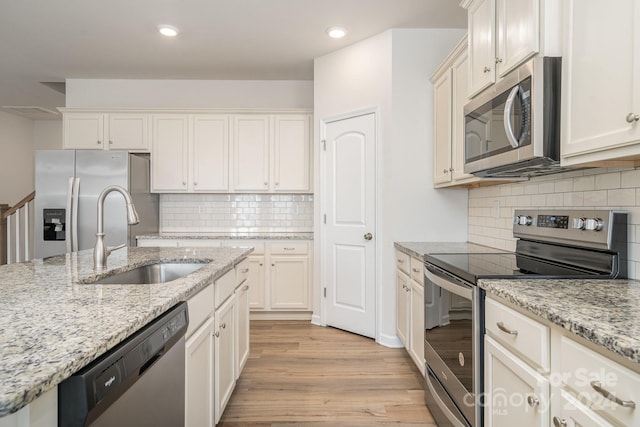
[{"x1": 463, "y1": 57, "x2": 562, "y2": 177}]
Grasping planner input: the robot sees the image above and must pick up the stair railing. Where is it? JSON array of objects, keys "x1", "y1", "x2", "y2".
[{"x1": 1, "y1": 191, "x2": 35, "y2": 265}]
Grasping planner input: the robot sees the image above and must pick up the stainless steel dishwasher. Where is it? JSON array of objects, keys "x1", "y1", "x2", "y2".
[{"x1": 58, "y1": 302, "x2": 189, "y2": 427}]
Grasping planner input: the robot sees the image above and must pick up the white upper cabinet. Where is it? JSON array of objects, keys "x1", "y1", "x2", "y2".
[
  {"x1": 63, "y1": 111, "x2": 149, "y2": 151},
  {"x1": 463, "y1": 0, "x2": 556, "y2": 98},
  {"x1": 560, "y1": 0, "x2": 640, "y2": 167},
  {"x1": 151, "y1": 114, "x2": 229, "y2": 193},
  {"x1": 232, "y1": 115, "x2": 270, "y2": 192},
  {"x1": 232, "y1": 114, "x2": 312, "y2": 193}
]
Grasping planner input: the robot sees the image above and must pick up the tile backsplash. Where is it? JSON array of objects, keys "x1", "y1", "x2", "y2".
[
  {"x1": 468, "y1": 167, "x2": 640, "y2": 279},
  {"x1": 160, "y1": 194, "x2": 314, "y2": 233}
]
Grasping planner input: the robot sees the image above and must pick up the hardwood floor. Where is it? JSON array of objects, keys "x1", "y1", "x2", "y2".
[{"x1": 218, "y1": 320, "x2": 436, "y2": 426}]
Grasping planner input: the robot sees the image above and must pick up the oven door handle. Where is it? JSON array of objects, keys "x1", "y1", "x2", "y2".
[
  {"x1": 425, "y1": 268, "x2": 473, "y2": 300},
  {"x1": 503, "y1": 85, "x2": 521, "y2": 148}
]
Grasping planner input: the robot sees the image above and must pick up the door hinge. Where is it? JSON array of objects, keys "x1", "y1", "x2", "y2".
[
  {"x1": 321, "y1": 139, "x2": 326, "y2": 151},
  {"x1": 323, "y1": 214, "x2": 326, "y2": 224},
  {"x1": 324, "y1": 287, "x2": 327, "y2": 298}
]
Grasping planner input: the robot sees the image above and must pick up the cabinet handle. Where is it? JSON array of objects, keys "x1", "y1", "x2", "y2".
[
  {"x1": 626, "y1": 113, "x2": 640, "y2": 123},
  {"x1": 283, "y1": 247, "x2": 295, "y2": 251},
  {"x1": 496, "y1": 322, "x2": 518, "y2": 336},
  {"x1": 552, "y1": 417, "x2": 567, "y2": 427},
  {"x1": 526, "y1": 395, "x2": 539, "y2": 408},
  {"x1": 483, "y1": 66, "x2": 491, "y2": 73},
  {"x1": 214, "y1": 331, "x2": 220, "y2": 338},
  {"x1": 221, "y1": 322, "x2": 226, "y2": 329},
  {"x1": 495, "y1": 57, "x2": 503, "y2": 64},
  {"x1": 240, "y1": 268, "x2": 249, "y2": 273},
  {"x1": 449, "y1": 168, "x2": 454, "y2": 172},
  {"x1": 590, "y1": 380, "x2": 636, "y2": 408},
  {"x1": 272, "y1": 263, "x2": 275, "y2": 267},
  {"x1": 109, "y1": 140, "x2": 113, "y2": 145},
  {"x1": 243, "y1": 285, "x2": 249, "y2": 291},
  {"x1": 259, "y1": 263, "x2": 263, "y2": 266}
]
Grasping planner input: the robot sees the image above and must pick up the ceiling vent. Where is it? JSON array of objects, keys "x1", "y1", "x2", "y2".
[{"x1": 0, "y1": 106, "x2": 61, "y2": 120}]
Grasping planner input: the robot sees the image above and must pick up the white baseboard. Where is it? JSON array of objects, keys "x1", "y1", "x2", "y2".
[
  {"x1": 377, "y1": 332, "x2": 404, "y2": 348},
  {"x1": 249, "y1": 311, "x2": 312, "y2": 321},
  {"x1": 310, "y1": 314, "x2": 324, "y2": 326}
]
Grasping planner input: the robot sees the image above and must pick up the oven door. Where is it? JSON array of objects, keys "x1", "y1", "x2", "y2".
[{"x1": 424, "y1": 265, "x2": 481, "y2": 427}]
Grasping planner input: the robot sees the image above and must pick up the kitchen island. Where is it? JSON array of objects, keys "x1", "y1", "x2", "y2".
[{"x1": 0, "y1": 246, "x2": 251, "y2": 419}]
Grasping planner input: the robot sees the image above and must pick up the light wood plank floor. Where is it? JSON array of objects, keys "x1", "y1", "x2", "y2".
[{"x1": 218, "y1": 320, "x2": 436, "y2": 426}]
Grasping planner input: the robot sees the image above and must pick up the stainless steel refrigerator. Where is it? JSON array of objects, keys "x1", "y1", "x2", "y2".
[{"x1": 34, "y1": 150, "x2": 159, "y2": 259}]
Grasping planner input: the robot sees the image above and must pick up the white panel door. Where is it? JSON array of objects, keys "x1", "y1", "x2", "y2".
[
  {"x1": 192, "y1": 115, "x2": 229, "y2": 192},
  {"x1": 185, "y1": 317, "x2": 214, "y2": 427},
  {"x1": 433, "y1": 69, "x2": 452, "y2": 185},
  {"x1": 273, "y1": 115, "x2": 311, "y2": 192},
  {"x1": 107, "y1": 113, "x2": 149, "y2": 151},
  {"x1": 270, "y1": 256, "x2": 309, "y2": 310},
  {"x1": 468, "y1": 0, "x2": 496, "y2": 96},
  {"x1": 248, "y1": 256, "x2": 266, "y2": 309},
  {"x1": 323, "y1": 113, "x2": 376, "y2": 339},
  {"x1": 64, "y1": 113, "x2": 104, "y2": 149},
  {"x1": 496, "y1": 0, "x2": 539, "y2": 77},
  {"x1": 232, "y1": 115, "x2": 270, "y2": 191}
]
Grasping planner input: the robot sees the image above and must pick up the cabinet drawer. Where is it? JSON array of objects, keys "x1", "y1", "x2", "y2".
[
  {"x1": 270, "y1": 242, "x2": 308, "y2": 255},
  {"x1": 222, "y1": 240, "x2": 265, "y2": 255},
  {"x1": 556, "y1": 388, "x2": 614, "y2": 427},
  {"x1": 560, "y1": 336, "x2": 640, "y2": 427},
  {"x1": 186, "y1": 283, "x2": 214, "y2": 338},
  {"x1": 396, "y1": 251, "x2": 410, "y2": 274},
  {"x1": 235, "y1": 258, "x2": 250, "y2": 286},
  {"x1": 409, "y1": 257, "x2": 424, "y2": 283},
  {"x1": 485, "y1": 298, "x2": 549, "y2": 370},
  {"x1": 215, "y1": 268, "x2": 236, "y2": 309}
]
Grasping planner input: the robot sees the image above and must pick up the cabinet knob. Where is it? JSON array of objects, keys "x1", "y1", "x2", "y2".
[
  {"x1": 259, "y1": 263, "x2": 263, "y2": 266},
  {"x1": 214, "y1": 331, "x2": 220, "y2": 338},
  {"x1": 443, "y1": 169, "x2": 448, "y2": 174},
  {"x1": 264, "y1": 182, "x2": 268, "y2": 186},
  {"x1": 243, "y1": 285, "x2": 249, "y2": 291},
  {"x1": 526, "y1": 395, "x2": 539, "y2": 408},
  {"x1": 241, "y1": 268, "x2": 249, "y2": 273},
  {"x1": 483, "y1": 66, "x2": 491, "y2": 73},
  {"x1": 495, "y1": 57, "x2": 503, "y2": 64},
  {"x1": 108, "y1": 140, "x2": 113, "y2": 145},
  {"x1": 272, "y1": 263, "x2": 275, "y2": 267},
  {"x1": 182, "y1": 181, "x2": 187, "y2": 186},
  {"x1": 221, "y1": 322, "x2": 226, "y2": 329},
  {"x1": 626, "y1": 113, "x2": 640, "y2": 123},
  {"x1": 193, "y1": 182, "x2": 198, "y2": 186},
  {"x1": 552, "y1": 417, "x2": 567, "y2": 427},
  {"x1": 412, "y1": 268, "x2": 420, "y2": 273},
  {"x1": 275, "y1": 182, "x2": 279, "y2": 186},
  {"x1": 97, "y1": 140, "x2": 102, "y2": 145}
]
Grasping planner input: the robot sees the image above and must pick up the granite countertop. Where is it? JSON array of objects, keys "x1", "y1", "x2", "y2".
[
  {"x1": 480, "y1": 278, "x2": 640, "y2": 366},
  {"x1": 137, "y1": 231, "x2": 314, "y2": 240},
  {"x1": 0, "y1": 246, "x2": 251, "y2": 417},
  {"x1": 394, "y1": 241, "x2": 508, "y2": 260}
]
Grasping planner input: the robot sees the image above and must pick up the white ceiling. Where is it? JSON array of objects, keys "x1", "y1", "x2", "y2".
[{"x1": 0, "y1": 0, "x2": 466, "y2": 118}]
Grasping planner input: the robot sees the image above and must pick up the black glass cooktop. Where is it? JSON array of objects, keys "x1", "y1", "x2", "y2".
[{"x1": 424, "y1": 252, "x2": 613, "y2": 284}]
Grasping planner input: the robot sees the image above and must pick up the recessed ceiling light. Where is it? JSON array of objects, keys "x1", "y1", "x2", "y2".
[
  {"x1": 158, "y1": 25, "x2": 179, "y2": 37},
  {"x1": 326, "y1": 26, "x2": 347, "y2": 39}
]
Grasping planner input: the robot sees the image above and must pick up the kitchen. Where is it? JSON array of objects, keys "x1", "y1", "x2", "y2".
[{"x1": 1, "y1": 0, "x2": 639, "y2": 426}]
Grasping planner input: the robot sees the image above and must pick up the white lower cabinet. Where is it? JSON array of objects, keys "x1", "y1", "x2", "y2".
[
  {"x1": 235, "y1": 263, "x2": 250, "y2": 378},
  {"x1": 395, "y1": 250, "x2": 426, "y2": 375},
  {"x1": 485, "y1": 336, "x2": 549, "y2": 427},
  {"x1": 185, "y1": 316, "x2": 215, "y2": 427},
  {"x1": 247, "y1": 256, "x2": 265, "y2": 309},
  {"x1": 214, "y1": 294, "x2": 236, "y2": 424},
  {"x1": 485, "y1": 296, "x2": 640, "y2": 427},
  {"x1": 269, "y1": 255, "x2": 309, "y2": 310}
]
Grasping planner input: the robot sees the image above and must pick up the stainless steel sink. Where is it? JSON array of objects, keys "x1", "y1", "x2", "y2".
[{"x1": 87, "y1": 262, "x2": 208, "y2": 284}]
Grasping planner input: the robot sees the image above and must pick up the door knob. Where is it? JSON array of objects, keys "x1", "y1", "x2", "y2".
[{"x1": 364, "y1": 232, "x2": 373, "y2": 240}]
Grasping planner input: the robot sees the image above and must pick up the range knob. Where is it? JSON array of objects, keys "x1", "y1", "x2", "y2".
[
  {"x1": 585, "y1": 218, "x2": 604, "y2": 231},
  {"x1": 515, "y1": 215, "x2": 533, "y2": 226},
  {"x1": 572, "y1": 217, "x2": 586, "y2": 230}
]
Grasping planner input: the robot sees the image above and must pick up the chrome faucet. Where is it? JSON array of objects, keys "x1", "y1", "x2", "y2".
[{"x1": 93, "y1": 185, "x2": 140, "y2": 270}]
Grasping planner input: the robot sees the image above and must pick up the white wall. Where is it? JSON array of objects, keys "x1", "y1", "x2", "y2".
[
  {"x1": 66, "y1": 79, "x2": 313, "y2": 109},
  {"x1": 314, "y1": 28, "x2": 468, "y2": 346},
  {"x1": 0, "y1": 111, "x2": 35, "y2": 205},
  {"x1": 34, "y1": 120, "x2": 63, "y2": 150}
]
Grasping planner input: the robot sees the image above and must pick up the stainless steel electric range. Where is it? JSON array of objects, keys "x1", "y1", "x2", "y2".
[{"x1": 422, "y1": 209, "x2": 628, "y2": 427}]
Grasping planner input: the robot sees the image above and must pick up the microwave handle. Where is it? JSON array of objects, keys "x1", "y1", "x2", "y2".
[{"x1": 504, "y1": 86, "x2": 521, "y2": 148}]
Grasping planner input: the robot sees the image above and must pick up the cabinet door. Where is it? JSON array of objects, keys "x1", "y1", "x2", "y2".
[
  {"x1": 396, "y1": 270, "x2": 410, "y2": 347},
  {"x1": 214, "y1": 295, "x2": 236, "y2": 424},
  {"x1": 107, "y1": 114, "x2": 149, "y2": 151},
  {"x1": 248, "y1": 256, "x2": 266, "y2": 309},
  {"x1": 485, "y1": 336, "x2": 549, "y2": 427},
  {"x1": 468, "y1": 0, "x2": 496, "y2": 96},
  {"x1": 269, "y1": 255, "x2": 309, "y2": 310},
  {"x1": 232, "y1": 115, "x2": 270, "y2": 192},
  {"x1": 235, "y1": 282, "x2": 250, "y2": 379},
  {"x1": 151, "y1": 115, "x2": 189, "y2": 192},
  {"x1": 451, "y1": 49, "x2": 476, "y2": 182},
  {"x1": 273, "y1": 115, "x2": 311, "y2": 192},
  {"x1": 409, "y1": 281, "x2": 425, "y2": 375},
  {"x1": 433, "y1": 70, "x2": 453, "y2": 185},
  {"x1": 496, "y1": 0, "x2": 539, "y2": 77},
  {"x1": 185, "y1": 317, "x2": 214, "y2": 427},
  {"x1": 561, "y1": 0, "x2": 640, "y2": 164},
  {"x1": 192, "y1": 115, "x2": 229, "y2": 192},
  {"x1": 64, "y1": 113, "x2": 105, "y2": 149}
]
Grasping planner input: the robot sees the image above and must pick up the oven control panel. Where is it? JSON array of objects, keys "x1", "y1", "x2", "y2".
[{"x1": 513, "y1": 209, "x2": 627, "y2": 251}]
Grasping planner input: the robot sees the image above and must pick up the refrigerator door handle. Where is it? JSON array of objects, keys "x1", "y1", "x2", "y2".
[
  {"x1": 65, "y1": 177, "x2": 74, "y2": 253},
  {"x1": 71, "y1": 177, "x2": 80, "y2": 252}
]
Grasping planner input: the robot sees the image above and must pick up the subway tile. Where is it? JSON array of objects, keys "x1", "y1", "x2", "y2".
[
  {"x1": 607, "y1": 188, "x2": 636, "y2": 206},
  {"x1": 573, "y1": 175, "x2": 595, "y2": 191},
  {"x1": 595, "y1": 172, "x2": 621, "y2": 190}
]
